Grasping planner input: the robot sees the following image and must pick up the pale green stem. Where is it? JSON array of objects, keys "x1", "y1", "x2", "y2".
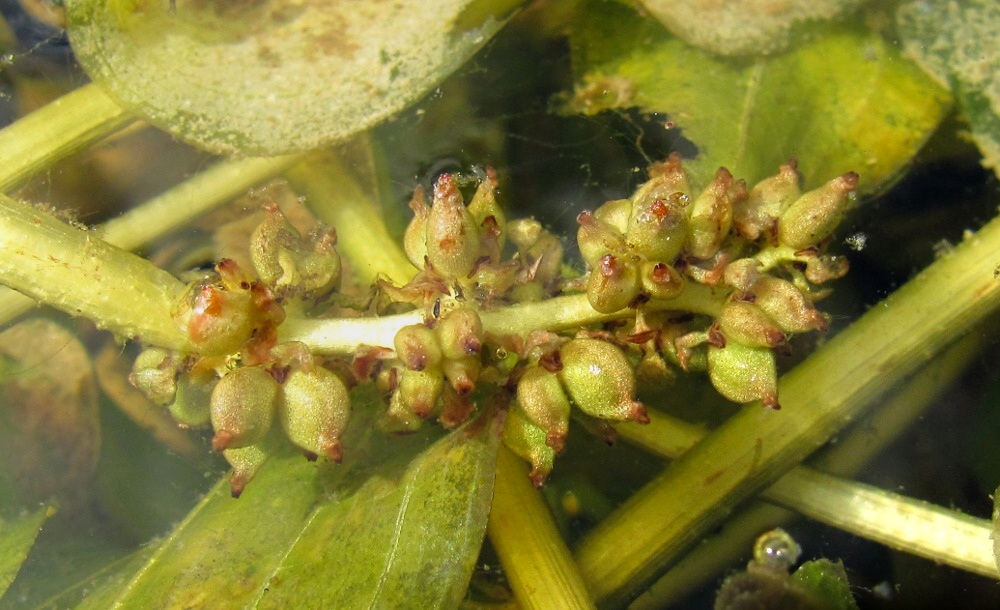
[
  {"x1": 768, "y1": 469, "x2": 996, "y2": 578},
  {"x1": 285, "y1": 150, "x2": 418, "y2": 287},
  {"x1": 479, "y1": 282, "x2": 725, "y2": 338},
  {"x1": 488, "y1": 446, "x2": 597, "y2": 610},
  {"x1": 575, "y1": 212, "x2": 1000, "y2": 608},
  {"x1": 629, "y1": 331, "x2": 986, "y2": 609},
  {"x1": 0, "y1": 84, "x2": 133, "y2": 192},
  {"x1": 0, "y1": 193, "x2": 192, "y2": 351},
  {"x1": 0, "y1": 154, "x2": 302, "y2": 327},
  {"x1": 280, "y1": 284, "x2": 727, "y2": 354},
  {"x1": 753, "y1": 243, "x2": 808, "y2": 271}
]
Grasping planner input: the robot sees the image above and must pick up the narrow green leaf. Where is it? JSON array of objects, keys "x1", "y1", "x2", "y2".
[
  {"x1": 0, "y1": 507, "x2": 54, "y2": 598},
  {"x1": 104, "y1": 449, "x2": 321, "y2": 608},
  {"x1": 87, "y1": 387, "x2": 500, "y2": 608},
  {"x1": 897, "y1": 0, "x2": 1000, "y2": 178},
  {"x1": 253, "y1": 408, "x2": 503, "y2": 609},
  {"x1": 565, "y1": 1, "x2": 951, "y2": 192}
]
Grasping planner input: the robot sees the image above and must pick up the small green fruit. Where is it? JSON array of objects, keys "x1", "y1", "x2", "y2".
[
  {"x1": 129, "y1": 347, "x2": 178, "y2": 407},
  {"x1": 586, "y1": 253, "x2": 641, "y2": 314},
  {"x1": 394, "y1": 323, "x2": 443, "y2": 371},
  {"x1": 641, "y1": 260, "x2": 684, "y2": 301},
  {"x1": 167, "y1": 374, "x2": 214, "y2": 428},
  {"x1": 502, "y1": 406, "x2": 556, "y2": 488},
  {"x1": 625, "y1": 192, "x2": 688, "y2": 262},
  {"x1": 686, "y1": 167, "x2": 739, "y2": 260},
  {"x1": 717, "y1": 300, "x2": 786, "y2": 348},
  {"x1": 753, "y1": 277, "x2": 828, "y2": 333},
  {"x1": 707, "y1": 341, "x2": 779, "y2": 409},
  {"x1": 778, "y1": 172, "x2": 858, "y2": 249},
  {"x1": 466, "y1": 169, "x2": 506, "y2": 252},
  {"x1": 436, "y1": 307, "x2": 483, "y2": 361},
  {"x1": 397, "y1": 366, "x2": 445, "y2": 419},
  {"x1": 593, "y1": 198, "x2": 632, "y2": 234},
  {"x1": 403, "y1": 186, "x2": 430, "y2": 268},
  {"x1": 425, "y1": 173, "x2": 482, "y2": 278},
  {"x1": 735, "y1": 160, "x2": 801, "y2": 240},
  {"x1": 557, "y1": 338, "x2": 648, "y2": 423},
  {"x1": 516, "y1": 364, "x2": 572, "y2": 453},
  {"x1": 210, "y1": 366, "x2": 279, "y2": 451},
  {"x1": 576, "y1": 210, "x2": 627, "y2": 269},
  {"x1": 279, "y1": 365, "x2": 351, "y2": 462},
  {"x1": 223, "y1": 437, "x2": 275, "y2": 499}
]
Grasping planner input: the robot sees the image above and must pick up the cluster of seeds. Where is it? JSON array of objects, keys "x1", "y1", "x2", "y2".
[{"x1": 130, "y1": 155, "x2": 857, "y2": 494}]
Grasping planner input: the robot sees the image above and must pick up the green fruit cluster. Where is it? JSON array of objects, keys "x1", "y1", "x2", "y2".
[
  {"x1": 507, "y1": 337, "x2": 648, "y2": 486},
  {"x1": 128, "y1": 156, "x2": 854, "y2": 493},
  {"x1": 575, "y1": 154, "x2": 855, "y2": 410},
  {"x1": 385, "y1": 306, "x2": 485, "y2": 429}
]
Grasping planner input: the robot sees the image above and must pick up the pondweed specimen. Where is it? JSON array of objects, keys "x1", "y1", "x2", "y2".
[
  {"x1": 2, "y1": 1, "x2": 1000, "y2": 608},
  {"x1": 118, "y1": 153, "x2": 854, "y2": 496}
]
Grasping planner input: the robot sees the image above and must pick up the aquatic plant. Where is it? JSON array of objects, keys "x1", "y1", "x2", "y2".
[{"x1": 1, "y1": 1, "x2": 998, "y2": 608}]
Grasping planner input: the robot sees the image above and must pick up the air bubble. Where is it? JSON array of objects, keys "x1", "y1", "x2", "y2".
[{"x1": 752, "y1": 527, "x2": 801, "y2": 571}]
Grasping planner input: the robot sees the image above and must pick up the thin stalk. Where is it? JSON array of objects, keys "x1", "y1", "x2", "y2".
[
  {"x1": 479, "y1": 283, "x2": 725, "y2": 338},
  {"x1": 0, "y1": 193, "x2": 192, "y2": 351},
  {"x1": 0, "y1": 154, "x2": 302, "y2": 327},
  {"x1": 488, "y1": 446, "x2": 597, "y2": 610},
  {"x1": 574, "y1": 213, "x2": 1000, "y2": 607},
  {"x1": 279, "y1": 285, "x2": 725, "y2": 354},
  {"x1": 0, "y1": 84, "x2": 133, "y2": 192},
  {"x1": 629, "y1": 331, "x2": 986, "y2": 609}
]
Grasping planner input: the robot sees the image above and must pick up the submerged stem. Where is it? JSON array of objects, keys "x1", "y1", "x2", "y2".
[
  {"x1": 0, "y1": 155, "x2": 301, "y2": 328},
  {"x1": 575, "y1": 213, "x2": 1000, "y2": 607},
  {"x1": 0, "y1": 84, "x2": 133, "y2": 192},
  {"x1": 488, "y1": 446, "x2": 597, "y2": 610},
  {"x1": 0, "y1": 193, "x2": 192, "y2": 350},
  {"x1": 628, "y1": 330, "x2": 987, "y2": 608}
]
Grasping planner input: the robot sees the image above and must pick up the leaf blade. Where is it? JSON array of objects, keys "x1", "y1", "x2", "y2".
[
  {"x1": 0, "y1": 507, "x2": 55, "y2": 598},
  {"x1": 566, "y1": 2, "x2": 951, "y2": 193}
]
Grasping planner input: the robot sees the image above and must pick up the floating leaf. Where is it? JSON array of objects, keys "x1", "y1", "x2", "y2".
[
  {"x1": 565, "y1": 1, "x2": 951, "y2": 193},
  {"x1": 897, "y1": 0, "x2": 1000, "y2": 178},
  {"x1": 81, "y1": 387, "x2": 500, "y2": 608},
  {"x1": 0, "y1": 506, "x2": 55, "y2": 598},
  {"x1": 65, "y1": 0, "x2": 522, "y2": 155}
]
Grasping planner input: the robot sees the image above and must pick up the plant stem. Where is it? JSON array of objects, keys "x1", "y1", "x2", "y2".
[
  {"x1": 0, "y1": 193, "x2": 192, "y2": 351},
  {"x1": 768, "y1": 469, "x2": 996, "y2": 577},
  {"x1": 488, "y1": 446, "x2": 597, "y2": 610},
  {"x1": 0, "y1": 155, "x2": 301, "y2": 328},
  {"x1": 0, "y1": 84, "x2": 133, "y2": 192},
  {"x1": 628, "y1": 330, "x2": 986, "y2": 608},
  {"x1": 279, "y1": 284, "x2": 726, "y2": 354},
  {"x1": 574, "y1": 212, "x2": 1000, "y2": 607},
  {"x1": 479, "y1": 283, "x2": 725, "y2": 338}
]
